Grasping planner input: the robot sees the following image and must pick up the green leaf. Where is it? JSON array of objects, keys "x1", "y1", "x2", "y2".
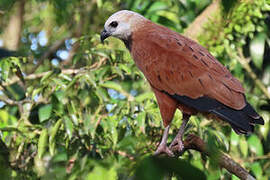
[
  {"x1": 38, "y1": 129, "x2": 48, "y2": 158},
  {"x1": 64, "y1": 116, "x2": 73, "y2": 139},
  {"x1": 239, "y1": 137, "x2": 248, "y2": 157},
  {"x1": 234, "y1": 24, "x2": 242, "y2": 32},
  {"x1": 97, "y1": 0, "x2": 103, "y2": 8},
  {"x1": 213, "y1": 131, "x2": 229, "y2": 151},
  {"x1": 251, "y1": 162, "x2": 262, "y2": 179},
  {"x1": 0, "y1": 58, "x2": 11, "y2": 81},
  {"x1": 259, "y1": 113, "x2": 269, "y2": 139},
  {"x1": 87, "y1": 166, "x2": 117, "y2": 180},
  {"x1": 231, "y1": 175, "x2": 240, "y2": 180},
  {"x1": 247, "y1": 135, "x2": 263, "y2": 156},
  {"x1": 49, "y1": 119, "x2": 62, "y2": 155},
  {"x1": 118, "y1": 64, "x2": 132, "y2": 75},
  {"x1": 100, "y1": 81, "x2": 123, "y2": 93},
  {"x1": 38, "y1": 104, "x2": 52, "y2": 122},
  {"x1": 40, "y1": 71, "x2": 54, "y2": 83},
  {"x1": 0, "y1": 110, "x2": 9, "y2": 125},
  {"x1": 230, "y1": 131, "x2": 239, "y2": 147},
  {"x1": 53, "y1": 90, "x2": 65, "y2": 103},
  {"x1": 250, "y1": 33, "x2": 266, "y2": 69},
  {"x1": 135, "y1": 156, "x2": 206, "y2": 180},
  {"x1": 135, "y1": 92, "x2": 154, "y2": 102}
]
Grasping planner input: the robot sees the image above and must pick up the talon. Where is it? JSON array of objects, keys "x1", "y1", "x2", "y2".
[
  {"x1": 154, "y1": 145, "x2": 174, "y2": 157},
  {"x1": 169, "y1": 138, "x2": 185, "y2": 153}
]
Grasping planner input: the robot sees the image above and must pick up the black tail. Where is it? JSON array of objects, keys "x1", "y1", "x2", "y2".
[
  {"x1": 210, "y1": 103, "x2": 264, "y2": 134},
  {"x1": 169, "y1": 93, "x2": 264, "y2": 134}
]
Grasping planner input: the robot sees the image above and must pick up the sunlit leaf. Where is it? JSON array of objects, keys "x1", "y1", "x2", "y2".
[
  {"x1": 87, "y1": 166, "x2": 117, "y2": 180},
  {"x1": 100, "y1": 81, "x2": 123, "y2": 93},
  {"x1": 249, "y1": 33, "x2": 266, "y2": 69},
  {"x1": 63, "y1": 116, "x2": 73, "y2": 139},
  {"x1": 239, "y1": 137, "x2": 248, "y2": 157},
  {"x1": 38, "y1": 128, "x2": 48, "y2": 158},
  {"x1": 230, "y1": 131, "x2": 239, "y2": 147},
  {"x1": 49, "y1": 119, "x2": 62, "y2": 155},
  {"x1": 0, "y1": 110, "x2": 8, "y2": 125},
  {"x1": 251, "y1": 162, "x2": 262, "y2": 179},
  {"x1": 38, "y1": 104, "x2": 52, "y2": 122},
  {"x1": 135, "y1": 92, "x2": 154, "y2": 102},
  {"x1": 247, "y1": 135, "x2": 264, "y2": 156}
]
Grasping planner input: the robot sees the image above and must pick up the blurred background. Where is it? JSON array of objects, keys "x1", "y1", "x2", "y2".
[{"x1": 0, "y1": 0, "x2": 269, "y2": 179}]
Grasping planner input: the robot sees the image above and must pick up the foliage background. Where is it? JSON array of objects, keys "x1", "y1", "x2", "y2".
[{"x1": 0, "y1": 0, "x2": 270, "y2": 179}]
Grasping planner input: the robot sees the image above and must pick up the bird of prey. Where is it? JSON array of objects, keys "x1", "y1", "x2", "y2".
[{"x1": 100, "y1": 10, "x2": 264, "y2": 156}]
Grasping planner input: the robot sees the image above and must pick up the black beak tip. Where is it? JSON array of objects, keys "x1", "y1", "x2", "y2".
[{"x1": 100, "y1": 29, "x2": 109, "y2": 44}]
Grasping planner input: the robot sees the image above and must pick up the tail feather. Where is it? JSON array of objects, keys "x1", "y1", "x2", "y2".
[
  {"x1": 169, "y1": 93, "x2": 264, "y2": 134},
  {"x1": 210, "y1": 108, "x2": 253, "y2": 133},
  {"x1": 208, "y1": 102, "x2": 264, "y2": 134},
  {"x1": 210, "y1": 104, "x2": 261, "y2": 134},
  {"x1": 243, "y1": 103, "x2": 264, "y2": 125}
]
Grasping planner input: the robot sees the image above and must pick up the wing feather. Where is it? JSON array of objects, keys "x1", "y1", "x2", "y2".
[{"x1": 131, "y1": 23, "x2": 245, "y2": 110}]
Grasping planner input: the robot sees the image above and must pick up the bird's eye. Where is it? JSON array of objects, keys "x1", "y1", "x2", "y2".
[{"x1": 109, "y1": 21, "x2": 118, "y2": 28}]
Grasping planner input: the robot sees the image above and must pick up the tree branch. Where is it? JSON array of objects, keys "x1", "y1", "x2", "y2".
[
  {"x1": 0, "y1": 57, "x2": 108, "y2": 91},
  {"x1": 184, "y1": 0, "x2": 221, "y2": 40},
  {"x1": 184, "y1": 0, "x2": 270, "y2": 100},
  {"x1": 3, "y1": 0, "x2": 25, "y2": 51},
  {"x1": 171, "y1": 134, "x2": 255, "y2": 180},
  {"x1": 236, "y1": 49, "x2": 270, "y2": 99},
  {"x1": 0, "y1": 96, "x2": 31, "y2": 105}
]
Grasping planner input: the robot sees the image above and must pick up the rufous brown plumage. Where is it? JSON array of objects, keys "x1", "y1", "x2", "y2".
[{"x1": 101, "y1": 10, "x2": 264, "y2": 156}]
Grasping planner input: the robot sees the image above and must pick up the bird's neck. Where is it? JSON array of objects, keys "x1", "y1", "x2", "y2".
[{"x1": 121, "y1": 34, "x2": 133, "y2": 51}]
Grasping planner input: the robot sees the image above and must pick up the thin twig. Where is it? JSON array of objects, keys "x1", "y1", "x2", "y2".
[
  {"x1": 0, "y1": 58, "x2": 107, "y2": 91},
  {"x1": 171, "y1": 134, "x2": 255, "y2": 180},
  {"x1": 0, "y1": 96, "x2": 32, "y2": 105},
  {"x1": 236, "y1": 48, "x2": 270, "y2": 99},
  {"x1": 184, "y1": 0, "x2": 221, "y2": 40},
  {"x1": 116, "y1": 150, "x2": 135, "y2": 161},
  {"x1": 248, "y1": 152, "x2": 270, "y2": 162}
]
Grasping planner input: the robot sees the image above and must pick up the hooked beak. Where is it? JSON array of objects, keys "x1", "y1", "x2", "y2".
[{"x1": 100, "y1": 29, "x2": 111, "y2": 44}]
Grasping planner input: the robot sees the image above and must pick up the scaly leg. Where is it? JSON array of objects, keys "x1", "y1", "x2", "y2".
[
  {"x1": 169, "y1": 114, "x2": 190, "y2": 153},
  {"x1": 154, "y1": 125, "x2": 174, "y2": 157}
]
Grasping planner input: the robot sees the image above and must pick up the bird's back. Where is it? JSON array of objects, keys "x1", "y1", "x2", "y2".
[{"x1": 130, "y1": 22, "x2": 264, "y2": 134}]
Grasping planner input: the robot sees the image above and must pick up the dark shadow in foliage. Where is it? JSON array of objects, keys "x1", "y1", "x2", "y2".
[
  {"x1": 0, "y1": 138, "x2": 11, "y2": 179},
  {"x1": 134, "y1": 156, "x2": 206, "y2": 180},
  {"x1": 0, "y1": 48, "x2": 16, "y2": 59},
  {"x1": 2, "y1": 83, "x2": 25, "y2": 101},
  {"x1": 29, "y1": 103, "x2": 46, "y2": 124},
  {"x1": 205, "y1": 132, "x2": 221, "y2": 169},
  {"x1": 260, "y1": 99, "x2": 270, "y2": 112},
  {"x1": 221, "y1": 0, "x2": 238, "y2": 14}
]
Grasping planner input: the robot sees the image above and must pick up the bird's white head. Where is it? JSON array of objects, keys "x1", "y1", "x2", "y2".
[{"x1": 101, "y1": 10, "x2": 147, "y2": 43}]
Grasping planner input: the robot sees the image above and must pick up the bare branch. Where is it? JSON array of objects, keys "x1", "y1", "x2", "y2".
[
  {"x1": 116, "y1": 150, "x2": 135, "y2": 161},
  {"x1": 184, "y1": 0, "x2": 221, "y2": 40},
  {"x1": 236, "y1": 49, "x2": 270, "y2": 99},
  {"x1": 171, "y1": 134, "x2": 255, "y2": 180},
  {"x1": 0, "y1": 96, "x2": 32, "y2": 105},
  {"x1": 248, "y1": 152, "x2": 270, "y2": 162}
]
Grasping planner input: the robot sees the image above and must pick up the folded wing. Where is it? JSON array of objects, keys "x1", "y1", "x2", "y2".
[{"x1": 131, "y1": 23, "x2": 264, "y2": 133}]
